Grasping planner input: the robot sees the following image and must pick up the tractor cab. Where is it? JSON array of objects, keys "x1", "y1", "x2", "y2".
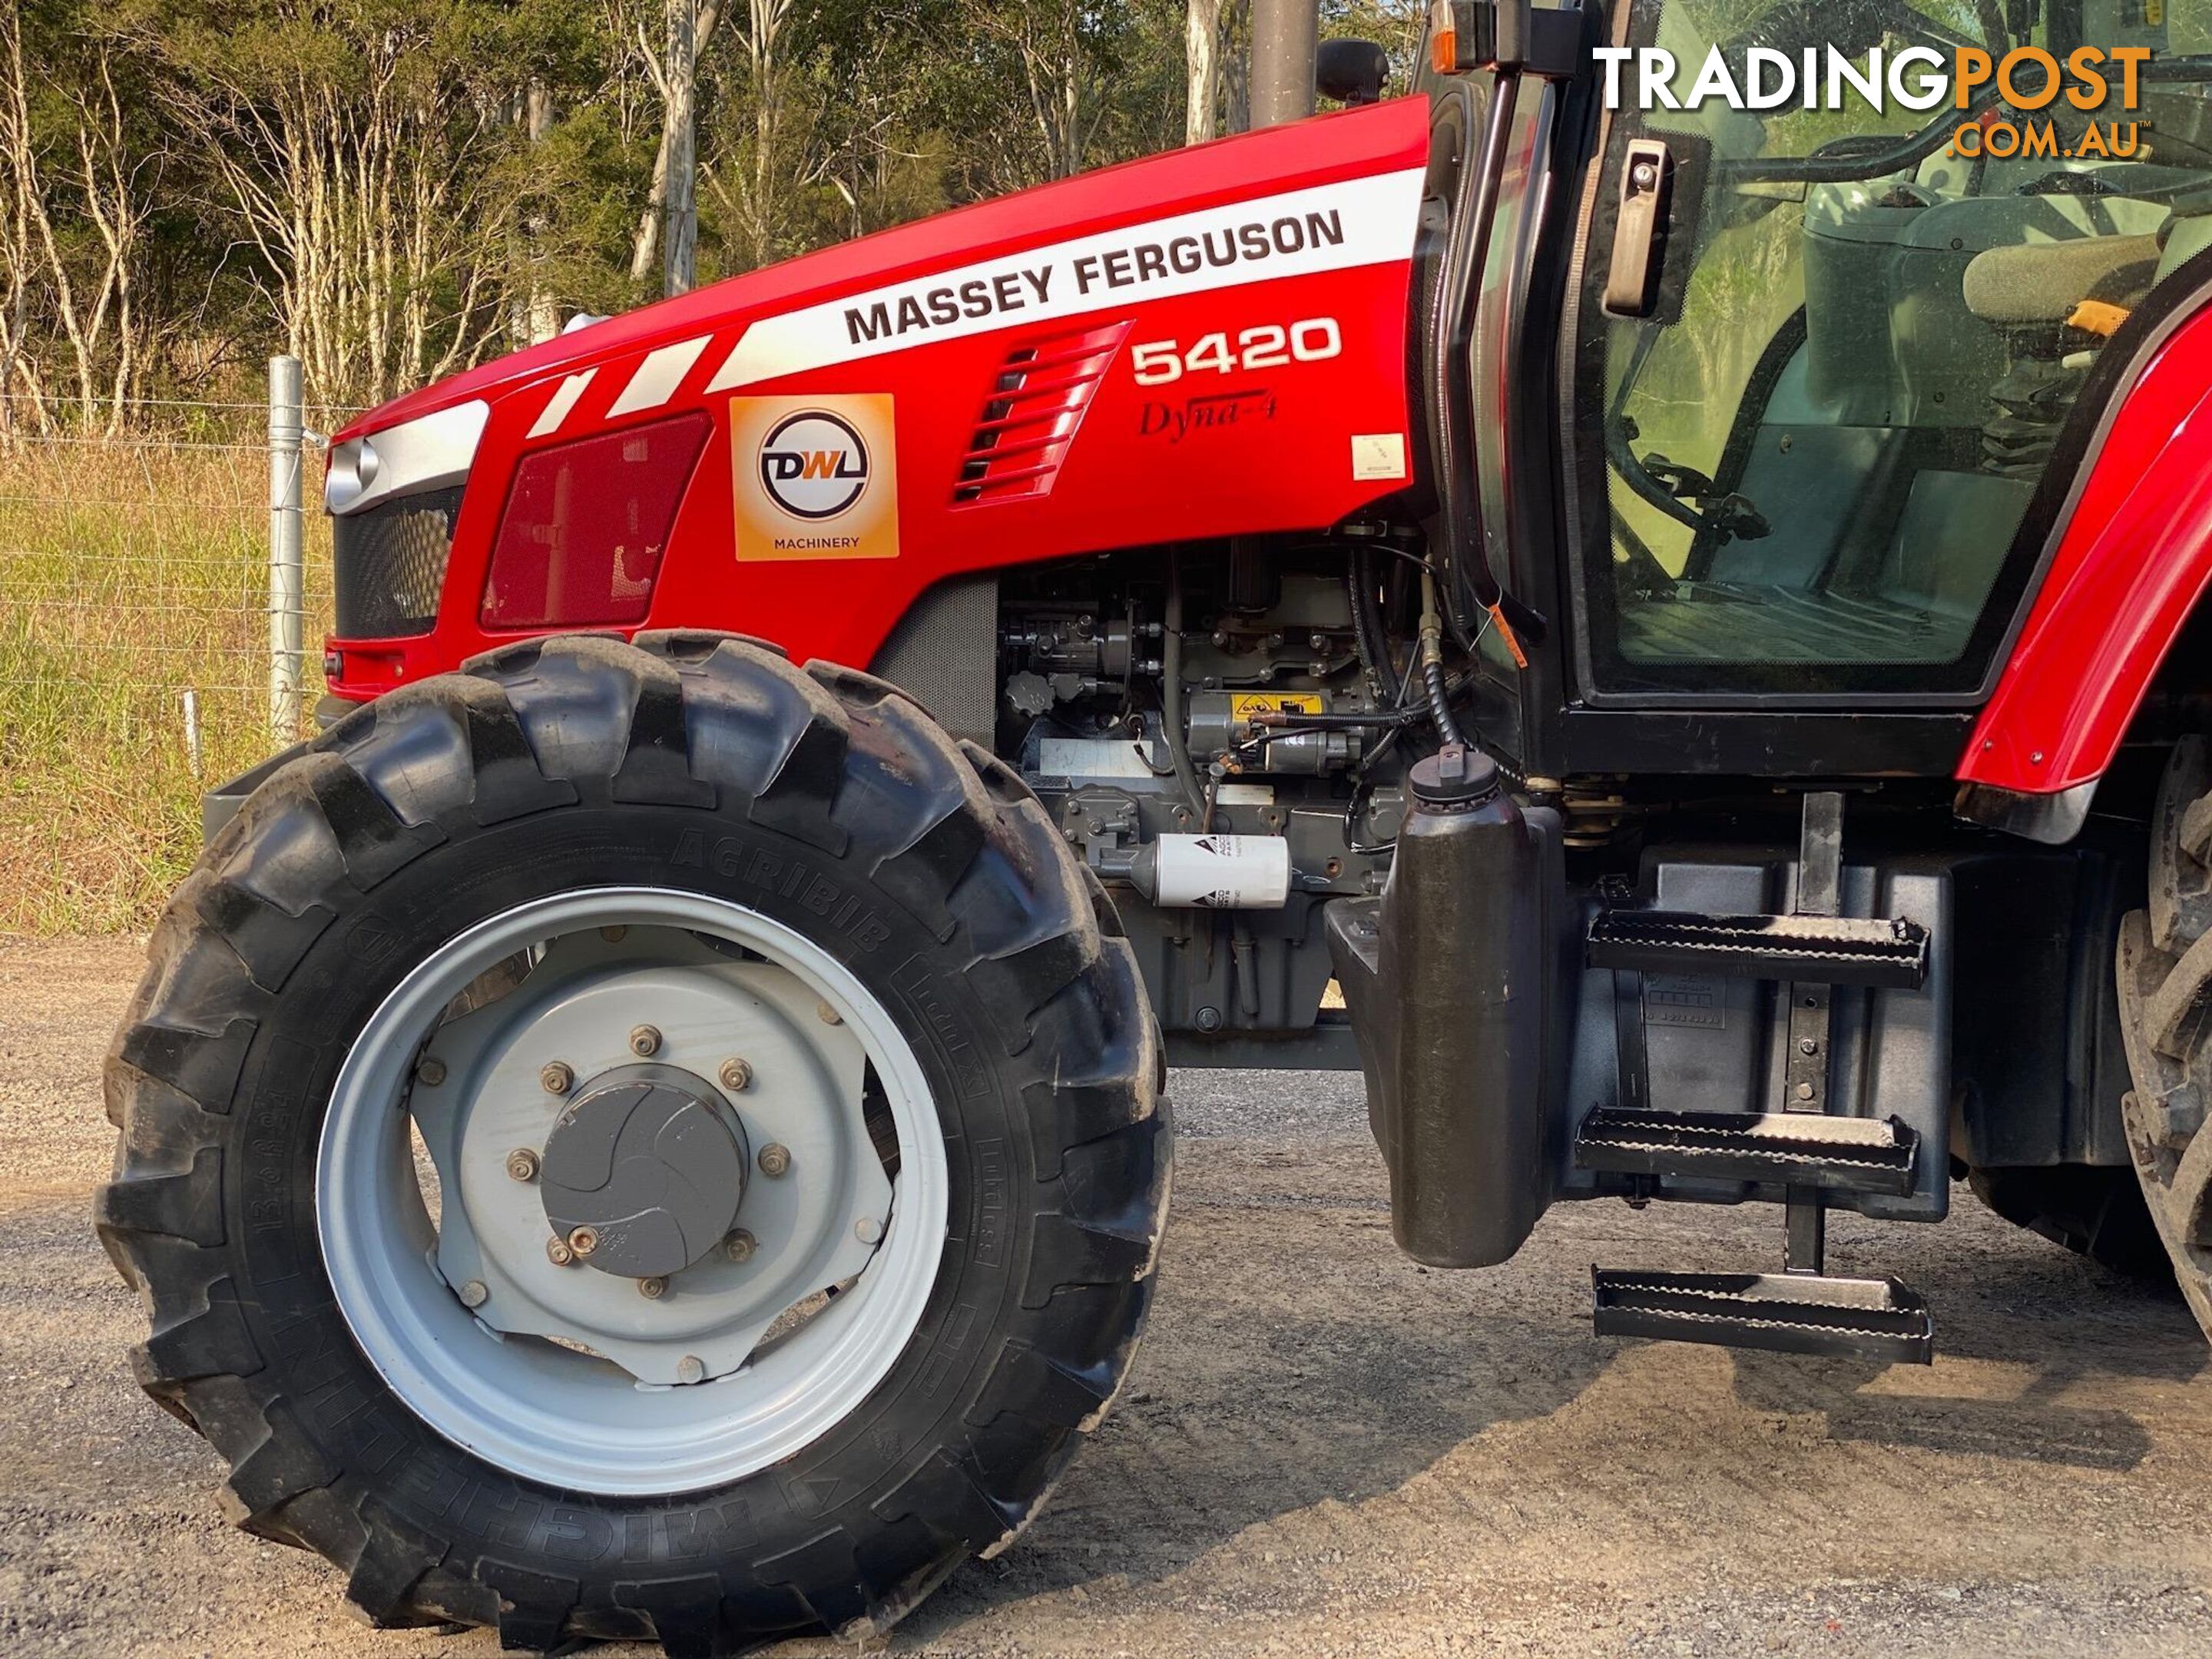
[
  {"x1": 1330, "y1": 0, "x2": 2212, "y2": 1356},
  {"x1": 1425, "y1": 0, "x2": 2212, "y2": 787}
]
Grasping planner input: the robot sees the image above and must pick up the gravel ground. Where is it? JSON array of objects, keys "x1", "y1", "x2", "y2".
[{"x1": 5, "y1": 934, "x2": 2212, "y2": 1657}]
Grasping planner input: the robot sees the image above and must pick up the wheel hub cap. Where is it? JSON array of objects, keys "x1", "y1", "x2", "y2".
[
  {"x1": 315, "y1": 888, "x2": 948, "y2": 1495},
  {"x1": 540, "y1": 1064, "x2": 749, "y2": 1279}
]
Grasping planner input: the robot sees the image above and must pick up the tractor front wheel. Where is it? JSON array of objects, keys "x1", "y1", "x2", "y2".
[{"x1": 96, "y1": 634, "x2": 1168, "y2": 1654}]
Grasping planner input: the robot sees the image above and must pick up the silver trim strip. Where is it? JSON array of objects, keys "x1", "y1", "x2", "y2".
[{"x1": 325, "y1": 400, "x2": 489, "y2": 517}]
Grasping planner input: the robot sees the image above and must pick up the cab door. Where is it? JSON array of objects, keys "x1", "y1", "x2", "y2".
[{"x1": 1565, "y1": 0, "x2": 2212, "y2": 711}]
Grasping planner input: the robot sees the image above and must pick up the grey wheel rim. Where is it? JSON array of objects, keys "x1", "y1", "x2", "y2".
[{"x1": 317, "y1": 886, "x2": 949, "y2": 1496}]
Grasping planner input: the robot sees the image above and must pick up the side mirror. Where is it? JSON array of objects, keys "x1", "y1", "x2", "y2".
[{"x1": 1316, "y1": 38, "x2": 1390, "y2": 107}]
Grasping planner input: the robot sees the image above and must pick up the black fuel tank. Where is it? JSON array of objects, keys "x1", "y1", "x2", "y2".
[{"x1": 1326, "y1": 746, "x2": 1565, "y2": 1267}]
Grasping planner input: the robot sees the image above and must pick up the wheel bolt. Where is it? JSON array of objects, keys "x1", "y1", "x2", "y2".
[
  {"x1": 816, "y1": 1000, "x2": 842, "y2": 1026},
  {"x1": 541, "y1": 1061, "x2": 574, "y2": 1095},
  {"x1": 568, "y1": 1226, "x2": 599, "y2": 1258},
  {"x1": 546, "y1": 1237, "x2": 576, "y2": 1267},
  {"x1": 416, "y1": 1057, "x2": 447, "y2": 1087},
  {"x1": 637, "y1": 1276, "x2": 667, "y2": 1300},
  {"x1": 506, "y1": 1147, "x2": 541, "y2": 1182},
  {"x1": 719, "y1": 1057, "x2": 753, "y2": 1093},
  {"x1": 725, "y1": 1229, "x2": 757, "y2": 1263},
  {"x1": 854, "y1": 1216, "x2": 884, "y2": 1245},
  {"x1": 676, "y1": 1355, "x2": 704, "y2": 1384},
  {"x1": 599, "y1": 925, "x2": 629, "y2": 942},
  {"x1": 458, "y1": 1280, "x2": 488, "y2": 1308},
  {"x1": 630, "y1": 1025, "x2": 661, "y2": 1057},
  {"x1": 757, "y1": 1143, "x2": 791, "y2": 1178}
]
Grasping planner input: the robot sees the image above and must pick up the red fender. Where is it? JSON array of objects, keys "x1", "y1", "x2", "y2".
[{"x1": 1959, "y1": 297, "x2": 2212, "y2": 796}]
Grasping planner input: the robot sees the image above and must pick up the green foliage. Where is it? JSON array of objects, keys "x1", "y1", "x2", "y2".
[{"x1": 4, "y1": 0, "x2": 1435, "y2": 412}]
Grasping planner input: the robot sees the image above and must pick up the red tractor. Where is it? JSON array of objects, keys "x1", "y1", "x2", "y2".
[{"x1": 99, "y1": 0, "x2": 2212, "y2": 1649}]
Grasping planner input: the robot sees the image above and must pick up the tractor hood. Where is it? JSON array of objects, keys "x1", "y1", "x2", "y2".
[
  {"x1": 338, "y1": 101, "x2": 1429, "y2": 445},
  {"x1": 324, "y1": 96, "x2": 1434, "y2": 698}
]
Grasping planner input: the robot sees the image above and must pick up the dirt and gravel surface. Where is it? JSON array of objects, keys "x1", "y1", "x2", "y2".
[{"x1": 6, "y1": 935, "x2": 2212, "y2": 1657}]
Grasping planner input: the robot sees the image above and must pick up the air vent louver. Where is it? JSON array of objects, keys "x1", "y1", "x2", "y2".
[{"x1": 952, "y1": 321, "x2": 1130, "y2": 505}]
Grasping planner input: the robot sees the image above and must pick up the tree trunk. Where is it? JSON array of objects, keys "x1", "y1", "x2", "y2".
[
  {"x1": 1185, "y1": 0, "x2": 1221, "y2": 146},
  {"x1": 664, "y1": 0, "x2": 698, "y2": 297},
  {"x1": 523, "y1": 81, "x2": 558, "y2": 343}
]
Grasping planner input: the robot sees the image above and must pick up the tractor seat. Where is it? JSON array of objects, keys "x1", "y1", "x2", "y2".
[{"x1": 1962, "y1": 233, "x2": 2162, "y2": 324}]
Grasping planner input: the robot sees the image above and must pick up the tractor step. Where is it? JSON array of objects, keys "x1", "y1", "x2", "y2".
[
  {"x1": 1574, "y1": 1108, "x2": 1919, "y2": 1195},
  {"x1": 1590, "y1": 1268, "x2": 1934, "y2": 1364},
  {"x1": 1585, "y1": 909, "x2": 1929, "y2": 988}
]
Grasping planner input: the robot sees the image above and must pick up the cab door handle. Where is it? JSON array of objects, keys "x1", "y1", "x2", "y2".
[{"x1": 1603, "y1": 137, "x2": 1675, "y2": 318}]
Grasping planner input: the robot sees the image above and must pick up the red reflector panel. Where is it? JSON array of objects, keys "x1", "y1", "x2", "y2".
[{"x1": 480, "y1": 412, "x2": 710, "y2": 629}]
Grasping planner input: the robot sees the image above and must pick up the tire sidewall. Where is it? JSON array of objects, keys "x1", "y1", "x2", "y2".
[{"x1": 233, "y1": 800, "x2": 1028, "y2": 1580}]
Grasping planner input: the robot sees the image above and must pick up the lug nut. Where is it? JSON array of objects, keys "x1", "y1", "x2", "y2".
[
  {"x1": 757, "y1": 1143, "x2": 792, "y2": 1178},
  {"x1": 816, "y1": 1001, "x2": 842, "y2": 1026},
  {"x1": 506, "y1": 1147, "x2": 541, "y2": 1182},
  {"x1": 568, "y1": 1226, "x2": 599, "y2": 1258},
  {"x1": 637, "y1": 1276, "x2": 668, "y2": 1300},
  {"x1": 719, "y1": 1057, "x2": 753, "y2": 1093},
  {"x1": 458, "y1": 1280, "x2": 488, "y2": 1308},
  {"x1": 854, "y1": 1217, "x2": 885, "y2": 1245},
  {"x1": 416, "y1": 1057, "x2": 447, "y2": 1087},
  {"x1": 676, "y1": 1355, "x2": 705, "y2": 1384},
  {"x1": 546, "y1": 1237, "x2": 576, "y2": 1267},
  {"x1": 541, "y1": 1061, "x2": 575, "y2": 1095},
  {"x1": 725, "y1": 1229, "x2": 757, "y2": 1263},
  {"x1": 630, "y1": 1025, "x2": 661, "y2": 1057}
]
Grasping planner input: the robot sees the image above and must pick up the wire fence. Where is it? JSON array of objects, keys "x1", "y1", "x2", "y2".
[
  {"x1": 0, "y1": 368, "x2": 355, "y2": 733},
  {"x1": 0, "y1": 366, "x2": 363, "y2": 932}
]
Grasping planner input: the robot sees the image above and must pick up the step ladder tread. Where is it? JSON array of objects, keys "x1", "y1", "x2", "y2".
[
  {"x1": 1586, "y1": 908, "x2": 1929, "y2": 988},
  {"x1": 1591, "y1": 1268, "x2": 1933, "y2": 1364},
  {"x1": 1575, "y1": 1108, "x2": 1919, "y2": 1194}
]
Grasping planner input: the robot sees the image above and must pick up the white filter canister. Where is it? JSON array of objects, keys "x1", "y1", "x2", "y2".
[{"x1": 1141, "y1": 833, "x2": 1292, "y2": 909}]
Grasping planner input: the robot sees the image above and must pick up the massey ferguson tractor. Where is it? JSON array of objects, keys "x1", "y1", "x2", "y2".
[{"x1": 94, "y1": 0, "x2": 2212, "y2": 1648}]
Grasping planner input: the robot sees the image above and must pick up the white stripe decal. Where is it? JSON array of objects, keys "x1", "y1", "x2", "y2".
[
  {"x1": 608, "y1": 336, "x2": 710, "y2": 418},
  {"x1": 526, "y1": 368, "x2": 597, "y2": 439},
  {"x1": 707, "y1": 166, "x2": 1428, "y2": 392}
]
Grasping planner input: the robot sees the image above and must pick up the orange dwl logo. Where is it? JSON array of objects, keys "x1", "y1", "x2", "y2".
[{"x1": 758, "y1": 410, "x2": 871, "y2": 521}]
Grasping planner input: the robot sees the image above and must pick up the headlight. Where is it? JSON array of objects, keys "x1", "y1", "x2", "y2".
[{"x1": 324, "y1": 401, "x2": 488, "y2": 516}]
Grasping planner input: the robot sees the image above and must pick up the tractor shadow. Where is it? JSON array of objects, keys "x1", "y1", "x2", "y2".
[
  {"x1": 902, "y1": 1139, "x2": 1613, "y2": 1628},
  {"x1": 899, "y1": 1138, "x2": 2212, "y2": 1644},
  {"x1": 1728, "y1": 1230, "x2": 2207, "y2": 1472}
]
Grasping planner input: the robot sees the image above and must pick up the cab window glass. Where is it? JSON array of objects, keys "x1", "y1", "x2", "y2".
[{"x1": 1582, "y1": 0, "x2": 2212, "y2": 695}]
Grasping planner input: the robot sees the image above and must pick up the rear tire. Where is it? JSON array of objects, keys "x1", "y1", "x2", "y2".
[
  {"x1": 95, "y1": 633, "x2": 1169, "y2": 1654},
  {"x1": 2116, "y1": 736, "x2": 2212, "y2": 1337}
]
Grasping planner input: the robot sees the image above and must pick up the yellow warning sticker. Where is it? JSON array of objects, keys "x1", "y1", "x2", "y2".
[{"x1": 1229, "y1": 691, "x2": 1322, "y2": 720}]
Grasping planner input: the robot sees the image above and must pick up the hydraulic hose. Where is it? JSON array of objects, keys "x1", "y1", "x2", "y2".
[
  {"x1": 1159, "y1": 556, "x2": 1208, "y2": 819},
  {"x1": 1345, "y1": 546, "x2": 1395, "y2": 707},
  {"x1": 1419, "y1": 571, "x2": 1467, "y2": 747}
]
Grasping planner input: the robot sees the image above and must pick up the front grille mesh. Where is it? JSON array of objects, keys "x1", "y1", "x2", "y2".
[{"x1": 333, "y1": 486, "x2": 462, "y2": 637}]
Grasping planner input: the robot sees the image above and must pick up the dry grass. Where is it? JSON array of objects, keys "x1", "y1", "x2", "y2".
[{"x1": 0, "y1": 434, "x2": 331, "y2": 935}]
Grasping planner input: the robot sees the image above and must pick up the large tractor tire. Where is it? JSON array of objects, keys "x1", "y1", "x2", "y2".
[
  {"x1": 2118, "y1": 736, "x2": 2212, "y2": 1336},
  {"x1": 95, "y1": 633, "x2": 1169, "y2": 1655}
]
